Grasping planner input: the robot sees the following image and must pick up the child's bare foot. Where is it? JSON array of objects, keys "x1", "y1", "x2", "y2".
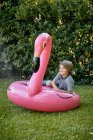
[{"x1": 46, "y1": 80, "x2": 52, "y2": 86}]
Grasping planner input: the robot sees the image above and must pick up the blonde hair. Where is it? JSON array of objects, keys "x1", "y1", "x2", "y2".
[{"x1": 59, "y1": 60, "x2": 74, "y2": 73}]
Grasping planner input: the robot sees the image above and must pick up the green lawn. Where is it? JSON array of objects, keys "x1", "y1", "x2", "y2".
[{"x1": 0, "y1": 79, "x2": 93, "y2": 140}]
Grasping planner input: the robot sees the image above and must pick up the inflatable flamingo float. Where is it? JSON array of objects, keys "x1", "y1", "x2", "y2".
[{"x1": 7, "y1": 33, "x2": 80, "y2": 112}]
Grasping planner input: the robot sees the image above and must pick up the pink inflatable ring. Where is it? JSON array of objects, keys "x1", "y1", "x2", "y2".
[{"x1": 7, "y1": 33, "x2": 80, "y2": 112}]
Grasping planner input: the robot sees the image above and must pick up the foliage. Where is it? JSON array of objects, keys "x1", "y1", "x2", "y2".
[{"x1": 0, "y1": 0, "x2": 93, "y2": 84}]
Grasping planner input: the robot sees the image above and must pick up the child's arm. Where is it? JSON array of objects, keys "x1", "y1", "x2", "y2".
[
  {"x1": 60, "y1": 89, "x2": 73, "y2": 94},
  {"x1": 51, "y1": 80, "x2": 60, "y2": 91},
  {"x1": 52, "y1": 80, "x2": 73, "y2": 93}
]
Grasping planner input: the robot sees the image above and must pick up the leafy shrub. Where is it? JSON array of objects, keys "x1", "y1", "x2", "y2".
[{"x1": 0, "y1": 0, "x2": 93, "y2": 84}]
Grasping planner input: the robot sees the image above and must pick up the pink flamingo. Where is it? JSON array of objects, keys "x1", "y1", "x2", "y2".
[{"x1": 7, "y1": 33, "x2": 80, "y2": 112}]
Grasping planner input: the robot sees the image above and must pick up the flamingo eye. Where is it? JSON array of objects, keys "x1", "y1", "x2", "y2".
[{"x1": 43, "y1": 41, "x2": 46, "y2": 48}]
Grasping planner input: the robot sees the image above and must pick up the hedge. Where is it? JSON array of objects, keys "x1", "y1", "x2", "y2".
[{"x1": 0, "y1": 0, "x2": 93, "y2": 84}]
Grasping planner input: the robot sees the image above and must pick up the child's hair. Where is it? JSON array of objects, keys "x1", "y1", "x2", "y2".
[{"x1": 59, "y1": 60, "x2": 74, "y2": 74}]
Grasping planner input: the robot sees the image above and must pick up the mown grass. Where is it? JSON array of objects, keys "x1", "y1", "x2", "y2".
[{"x1": 0, "y1": 79, "x2": 93, "y2": 140}]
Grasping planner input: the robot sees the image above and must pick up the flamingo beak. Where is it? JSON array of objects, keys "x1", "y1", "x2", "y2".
[
  {"x1": 33, "y1": 56, "x2": 40, "y2": 73},
  {"x1": 32, "y1": 47, "x2": 42, "y2": 73}
]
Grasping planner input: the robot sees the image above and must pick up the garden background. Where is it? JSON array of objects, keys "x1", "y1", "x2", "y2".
[{"x1": 0, "y1": 0, "x2": 93, "y2": 84}]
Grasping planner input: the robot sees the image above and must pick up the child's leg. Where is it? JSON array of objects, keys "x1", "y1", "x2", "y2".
[
  {"x1": 42, "y1": 80, "x2": 47, "y2": 86},
  {"x1": 42, "y1": 80, "x2": 52, "y2": 86},
  {"x1": 46, "y1": 80, "x2": 52, "y2": 86}
]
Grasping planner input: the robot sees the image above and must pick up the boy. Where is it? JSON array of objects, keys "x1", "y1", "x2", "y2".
[{"x1": 43, "y1": 60, "x2": 74, "y2": 94}]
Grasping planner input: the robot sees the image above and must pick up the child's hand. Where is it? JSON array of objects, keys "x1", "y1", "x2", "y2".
[
  {"x1": 54, "y1": 87, "x2": 60, "y2": 92},
  {"x1": 60, "y1": 90, "x2": 73, "y2": 94},
  {"x1": 60, "y1": 90, "x2": 67, "y2": 93}
]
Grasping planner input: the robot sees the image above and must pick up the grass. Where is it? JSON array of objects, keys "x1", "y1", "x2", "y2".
[{"x1": 0, "y1": 79, "x2": 93, "y2": 140}]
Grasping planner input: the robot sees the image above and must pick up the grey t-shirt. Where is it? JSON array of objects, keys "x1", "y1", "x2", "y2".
[{"x1": 53, "y1": 73, "x2": 74, "y2": 91}]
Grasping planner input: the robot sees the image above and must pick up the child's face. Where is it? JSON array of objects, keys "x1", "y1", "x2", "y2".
[{"x1": 59, "y1": 64, "x2": 69, "y2": 76}]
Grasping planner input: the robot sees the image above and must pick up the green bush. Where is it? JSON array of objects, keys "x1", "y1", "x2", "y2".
[{"x1": 0, "y1": 0, "x2": 93, "y2": 84}]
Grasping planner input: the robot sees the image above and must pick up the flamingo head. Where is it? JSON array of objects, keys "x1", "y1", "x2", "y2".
[{"x1": 33, "y1": 33, "x2": 51, "y2": 73}]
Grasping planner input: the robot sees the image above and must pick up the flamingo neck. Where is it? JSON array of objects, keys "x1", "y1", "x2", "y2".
[{"x1": 28, "y1": 39, "x2": 52, "y2": 96}]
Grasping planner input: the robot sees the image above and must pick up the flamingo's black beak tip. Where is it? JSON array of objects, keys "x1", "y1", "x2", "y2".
[{"x1": 33, "y1": 57, "x2": 40, "y2": 73}]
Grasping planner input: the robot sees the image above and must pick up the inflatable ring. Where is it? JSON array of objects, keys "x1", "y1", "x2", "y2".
[{"x1": 7, "y1": 33, "x2": 80, "y2": 112}]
